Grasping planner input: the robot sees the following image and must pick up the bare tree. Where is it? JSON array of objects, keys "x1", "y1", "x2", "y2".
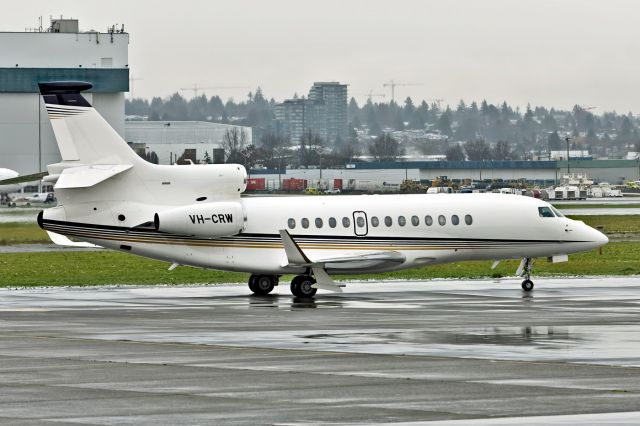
[
  {"x1": 491, "y1": 140, "x2": 512, "y2": 160},
  {"x1": 369, "y1": 133, "x2": 403, "y2": 161},
  {"x1": 445, "y1": 144, "x2": 465, "y2": 161},
  {"x1": 464, "y1": 139, "x2": 491, "y2": 161},
  {"x1": 221, "y1": 127, "x2": 248, "y2": 164}
]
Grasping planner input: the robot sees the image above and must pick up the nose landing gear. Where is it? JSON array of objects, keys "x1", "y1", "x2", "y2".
[{"x1": 519, "y1": 258, "x2": 534, "y2": 291}]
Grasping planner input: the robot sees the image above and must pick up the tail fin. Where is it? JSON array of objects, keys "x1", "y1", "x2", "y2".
[{"x1": 39, "y1": 81, "x2": 142, "y2": 166}]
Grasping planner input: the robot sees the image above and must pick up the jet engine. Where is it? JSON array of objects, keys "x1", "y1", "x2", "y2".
[{"x1": 154, "y1": 202, "x2": 245, "y2": 237}]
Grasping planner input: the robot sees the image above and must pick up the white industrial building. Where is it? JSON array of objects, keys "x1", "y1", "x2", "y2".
[
  {"x1": 125, "y1": 121, "x2": 252, "y2": 165},
  {"x1": 0, "y1": 18, "x2": 129, "y2": 175}
]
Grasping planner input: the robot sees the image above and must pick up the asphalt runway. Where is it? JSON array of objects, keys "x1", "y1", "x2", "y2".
[{"x1": 1, "y1": 278, "x2": 640, "y2": 425}]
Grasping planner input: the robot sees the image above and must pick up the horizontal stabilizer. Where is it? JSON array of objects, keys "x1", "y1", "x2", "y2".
[
  {"x1": 47, "y1": 231, "x2": 100, "y2": 248},
  {"x1": 54, "y1": 164, "x2": 132, "y2": 189}
]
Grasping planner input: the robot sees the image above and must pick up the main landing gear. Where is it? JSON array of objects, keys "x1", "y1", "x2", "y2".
[
  {"x1": 247, "y1": 274, "x2": 319, "y2": 297},
  {"x1": 290, "y1": 275, "x2": 317, "y2": 298},
  {"x1": 520, "y1": 258, "x2": 534, "y2": 292},
  {"x1": 248, "y1": 274, "x2": 278, "y2": 295}
]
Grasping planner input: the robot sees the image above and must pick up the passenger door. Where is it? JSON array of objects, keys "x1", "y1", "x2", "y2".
[{"x1": 352, "y1": 211, "x2": 368, "y2": 236}]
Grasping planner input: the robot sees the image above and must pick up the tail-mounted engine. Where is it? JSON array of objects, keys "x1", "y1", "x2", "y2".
[{"x1": 154, "y1": 202, "x2": 245, "y2": 237}]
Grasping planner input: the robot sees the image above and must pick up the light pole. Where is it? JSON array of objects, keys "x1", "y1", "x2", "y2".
[{"x1": 565, "y1": 136, "x2": 571, "y2": 175}]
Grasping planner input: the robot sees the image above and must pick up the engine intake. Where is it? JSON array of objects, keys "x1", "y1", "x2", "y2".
[{"x1": 154, "y1": 202, "x2": 245, "y2": 237}]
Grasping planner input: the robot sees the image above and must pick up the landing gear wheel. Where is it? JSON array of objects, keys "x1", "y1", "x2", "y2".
[
  {"x1": 248, "y1": 274, "x2": 258, "y2": 293},
  {"x1": 521, "y1": 279, "x2": 534, "y2": 292},
  {"x1": 290, "y1": 275, "x2": 317, "y2": 298},
  {"x1": 248, "y1": 274, "x2": 277, "y2": 295}
]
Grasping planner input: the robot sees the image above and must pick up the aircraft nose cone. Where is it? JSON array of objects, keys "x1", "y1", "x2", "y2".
[{"x1": 588, "y1": 225, "x2": 609, "y2": 247}]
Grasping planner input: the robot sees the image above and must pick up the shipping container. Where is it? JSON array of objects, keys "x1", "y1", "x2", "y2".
[
  {"x1": 245, "y1": 178, "x2": 266, "y2": 191},
  {"x1": 282, "y1": 178, "x2": 307, "y2": 192}
]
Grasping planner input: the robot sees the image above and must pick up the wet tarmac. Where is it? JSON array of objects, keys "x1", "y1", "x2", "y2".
[{"x1": 1, "y1": 277, "x2": 640, "y2": 424}]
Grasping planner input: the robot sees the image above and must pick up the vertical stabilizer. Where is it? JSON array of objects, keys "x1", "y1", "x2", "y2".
[{"x1": 38, "y1": 82, "x2": 143, "y2": 166}]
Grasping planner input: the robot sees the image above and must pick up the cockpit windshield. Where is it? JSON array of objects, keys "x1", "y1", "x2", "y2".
[
  {"x1": 538, "y1": 206, "x2": 555, "y2": 218},
  {"x1": 550, "y1": 206, "x2": 564, "y2": 217}
]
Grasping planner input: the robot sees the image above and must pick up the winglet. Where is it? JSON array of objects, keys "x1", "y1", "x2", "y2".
[{"x1": 279, "y1": 229, "x2": 311, "y2": 265}]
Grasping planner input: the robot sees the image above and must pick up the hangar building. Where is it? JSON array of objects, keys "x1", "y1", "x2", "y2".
[{"x1": 0, "y1": 18, "x2": 129, "y2": 175}]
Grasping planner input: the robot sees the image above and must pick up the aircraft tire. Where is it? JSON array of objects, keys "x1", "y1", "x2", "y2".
[
  {"x1": 521, "y1": 279, "x2": 534, "y2": 292},
  {"x1": 251, "y1": 275, "x2": 276, "y2": 295},
  {"x1": 290, "y1": 276, "x2": 302, "y2": 297},
  {"x1": 248, "y1": 274, "x2": 258, "y2": 293},
  {"x1": 291, "y1": 275, "x2": 317, "y2": 297}
]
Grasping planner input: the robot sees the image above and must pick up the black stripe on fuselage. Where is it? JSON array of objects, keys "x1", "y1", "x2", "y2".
[{"x1": 41, "y1": 218, "x2": 589, "y2": 246}]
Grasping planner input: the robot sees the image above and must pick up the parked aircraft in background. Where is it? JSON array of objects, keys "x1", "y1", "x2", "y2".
[
  {"x1": 36, "y1": 81, "x2": 608, "y2": 297},
  {"x1": 0, "y1": 168, "x2": 23, "y2": 203}
]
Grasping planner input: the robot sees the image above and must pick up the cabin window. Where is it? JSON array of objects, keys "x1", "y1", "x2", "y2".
[
  {"x1": 301, "y1": 218, "x2": 310, "y2": 228},
  {"x1": 315, "y1": 218, "x2": 323, "y2": 228},
  {"x1": 465, "y1": 214, "x2": 473, "y2": 225},
  {"x1": 371, "y1": 216, "x2": 379, "y2": 227},
  {"x1": 342, "y1": 217, "x2": 351, "y2": 227},
  {"x1": 384, "y1": 216, "x2": 393, "y2": 227},
  {"x1": 451, "y1": 215, "x2": 459, "y2": 225},
  {"x1": 398, "y1": 216, "x2": 406, "y2": 227},
  {"x1": 425, "y1": 215, "x2": 433, "y2": 226},
  {"x1": 538, "y1": 207, "x2": 555, "y2": 218},
  {"x1": 287, "y1": 218, "x2": 296, "y2": 229},
  {"x1": 356, "y1": 216, "x2": 365, "y2": 227},
  {"x1": 411, "y1": 215, "x2": 419, "y2": 226},
  {"x1": 329, "y1": 217, "x2": 337, "y2": 228},
  {"x1": 438, "y1": 215, "x2": 446, "y2": 226}
]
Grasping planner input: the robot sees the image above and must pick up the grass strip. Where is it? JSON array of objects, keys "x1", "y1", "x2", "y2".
[
  {"x1": 0, "y1": 223, "x2": 49, "y2": 245},
  {"x1": 554, "y1": 203, "x2": 640, "y2": 209},
  {"x1": 1, "y1": 242, "x2": 638, "y2": 287}
]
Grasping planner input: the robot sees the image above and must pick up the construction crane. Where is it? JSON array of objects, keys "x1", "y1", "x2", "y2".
[
  {"x1": 426, "y1": 98, "x2": 444, "y2": 109},
  {"x1": 382, "y1": 80, "x2": 423, "y2": 103},
  {"x1": 356, "y1": 90, "x2": 386, "y2": 103},
  {"x1": 179, "y1": 84, "x2": 251, "y2": 98}
]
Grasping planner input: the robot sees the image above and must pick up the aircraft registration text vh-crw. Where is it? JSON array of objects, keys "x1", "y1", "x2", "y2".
[{"x1": 33, "y1": 82, "x2": 608, "y2": 297}]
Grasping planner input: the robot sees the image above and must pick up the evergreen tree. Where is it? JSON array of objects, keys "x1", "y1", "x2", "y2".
[
  {"x1": 548, "y1": 131, "x2": 562, "y2": 151},
  {"x1": 437, "y1": 109, "x2": 453, "y2": 136}
]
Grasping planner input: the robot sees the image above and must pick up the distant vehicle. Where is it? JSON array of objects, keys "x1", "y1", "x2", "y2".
[
  {"x1": 427, "y1": 187, "x2": 453, "y2": 194},
  {"x1": 24, "y1": 192, "x2": 55, "y2": 203},
  {"x1": 325, "y1": 188, "x2": 341, "y2": 194},
  {"x1": 35, "y1": 81, "x2": 609, "y2": 297}
]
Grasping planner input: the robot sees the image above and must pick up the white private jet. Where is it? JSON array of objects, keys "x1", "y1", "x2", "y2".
[
  {"x1": 0, "y1": 168, "x2": 22, "y2": 203},
  {"x1": 0, "y1": 168, "x2": 50, "y2": 204},
  {"x1": 36, "y1": 81, "x2": 608, "y2": 297}
]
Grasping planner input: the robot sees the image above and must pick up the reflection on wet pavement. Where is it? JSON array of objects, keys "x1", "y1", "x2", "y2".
[{"x1": 0, "y1": 277, "x2": 639, "y2": 423}]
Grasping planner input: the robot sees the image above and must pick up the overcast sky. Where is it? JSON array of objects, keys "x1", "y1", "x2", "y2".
[{"x1": 3, "y1": 0, "x2": 640, "y2": 112}]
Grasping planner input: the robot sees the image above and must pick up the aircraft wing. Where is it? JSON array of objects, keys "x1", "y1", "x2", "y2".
[
  {"x1": 279, "y1": 230, "x2": 406, "y2": 293},
  {"x1": 279, "y1": 230, "x2": 406, "y2": 267},
  {"x1": 0, "y1": 171, "x2": 48, "y2": 185}
]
